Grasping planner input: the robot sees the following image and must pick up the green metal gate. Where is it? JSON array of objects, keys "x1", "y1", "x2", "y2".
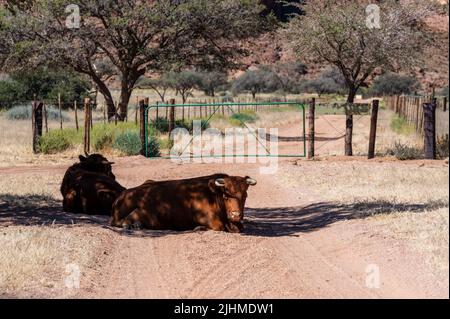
[{"x1": 144, "y1": 101, "x2": 306, "y2": 158}]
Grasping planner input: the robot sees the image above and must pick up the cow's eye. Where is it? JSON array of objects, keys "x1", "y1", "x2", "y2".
[{"x1": 223, "y1": 194, "x2": 229, "y2": 200}]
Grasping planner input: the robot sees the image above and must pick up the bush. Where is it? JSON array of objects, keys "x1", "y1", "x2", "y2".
[
  {"x1": 6, "y1": 105, "x2": 32, "y2": 120},
  {"x1": 6, "y1": 105, "x2": 70, "y2": 121},
  {"x1": 437, "y1": 134, "x2": 449, "y2": 159},
  {"x1": 113, "y1": 131, "x2": 142, "y2": 155},
  {"x1": 371, "y1": 73, "x2": 419, "y2": 96},
  {"x1": 39, "y1": 130, "x2": 72, "y2": 154},
  {"x1": 151, "y1": 117, "x2": 170, "y2": 132},
  {"x1": 298, "y1": 68, "x2": 346, "y2": 96},
  {"x1": 390, "y1": 115, "x2": 414, "y2": 136},
  {"x1": 229, "y1": 110, "x2": 259, "y2": 127},
  {"x1": 385, "y1": 141, "x2": 423, "y2": 160},
  {"x1": 151, "y1": 117, "x2": 210, "y2": 133},
  {"x1": 0, "y1": 80, "x2": 24, "y2": 109},
  {"x1": 147, "y1": 135, "x2": 161, "y2": 157},
  {"x1": 93, "y1": 131, "x2": 114, "y2": 151}
]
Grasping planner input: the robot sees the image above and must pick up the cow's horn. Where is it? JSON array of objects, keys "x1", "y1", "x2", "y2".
[
  {"x1": 215, "y1": 178, "x2": 226, "y2": 187},
  {"x1": 102, "y1": 160, "x2": 115, "y2": 165},
  {"x1": 246, "y1": 178, "x2": 257, "y2": 186}
]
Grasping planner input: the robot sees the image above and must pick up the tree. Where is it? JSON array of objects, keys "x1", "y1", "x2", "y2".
[
  {"x1": 1, "y1": 0, "x2": 269, "y2": 121},
  {"x1": 167, "y1": 71, "x2": 202, "y2": 104},
  {"x1": 370, "y1": 73, "x2": 419, "y2": 96},
  {"x1": 232, "y1": 68, "x2": 279, "y2": 99},
  {"x1": 299, "y1": 68, "x2": 347, "y2": 96},
  {"x1": 287, "y1": 0, "x2": 432, "y2": 155},
  {"x1": 0, "y1": 67, "x2": 90, "y2": 108},
  {"x1": 196, "y1": 72, "x2": 228, "y2": 97},
  {"x1": 137, "y1": 74, "x2": 172, "y2": 103},
  {"x1": 270, "y1": 62, "x2": 308, "y2": 100}
]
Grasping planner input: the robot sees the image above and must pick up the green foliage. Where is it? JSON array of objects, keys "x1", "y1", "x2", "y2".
[
  {"x1": 385, "y1": 141, "x2": 423, "y2": 160},
  {"x1": 437, "y1": 134, "x2": 449, "y2": 159},
  {"x1": 39, "y1": 130, "x2": 72, "y2": 154},
  {"x1": 231, "y1": 68, "x2": 280, "y2": 98},
  {"x1": 6, "y1": 105, "x2": 70, "y2": 121},
  {"x1": 196, "y1": 71, "x2": 228, "y2": 96},
  {"x1": 229, "y1": 110, "x2": 259, "y2": 126},
  {"x1": 147, "y1": 135, "x2": 161, "y2": 157},
  {"x1": 151, "y1": 117, "x2": 170, "y2": 133},
  {"x1": 390, "y1": 115, "x2": 415, "y2": 136},
  {"x1": 151, "y1": 117, "x2": 210, "y2": 133},
  {"x1": 93, "y1": 130, "x2": 114, "y2": 151},
  {"x1": 113, "y1": 131, "x2": 142, "y2": 155},
  {"x1": 0, "y1": 79, "x2": 24, "y2": 108},
  {"x1": 298, "y1": 68, "x2": 346, "y2": 95},
  {"x1": 439, "y1": 86, "x2": 449, "y2": 98},
  {"x1": 371, "y1": 73, "x2": 419, "y2": 96},
  {"x1": 9, "y1": 67, "x2": 90, "y2": 103}
]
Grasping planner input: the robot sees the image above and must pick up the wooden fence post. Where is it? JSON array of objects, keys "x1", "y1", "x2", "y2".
[
  {"x1": 58, "y1": 93, "x2": 63, "y2": 130},
  {"x1": 423, "y1": 101, "x2": 436, "y2": 159},
  {"x1": 32, "y1": 101, "x2": 43, "y2": 153},
  {"x1": 168, "y1": 99, "x2": 175, "y2": 134},
  {"x1": 74, "y1": 100, "x2": 79, "y2": 131},
  {"x1": 84, "y1": 98, "x2": 91, "y2": 155},
  {"x1": 90, "y1": 100, "x2": 94, "y2": 129},
  {"x1": 134, "y1": 96, "x2": 138, "y2": 125},
  {"x1": 43, "y1": 102, "x2": 48, "y2": 133},
  {"x1": 139, "y1": 99, "x2": 146, "y2": 156},
  {"x1": 308, "y1": 98, "x2": 315, "y2": 159},
  {"x1": 443, "y1": 97, "x2": 447, "y2": 112},
  {"x1": 368, "y1": 99, "x2": 379, "y2": 159}
]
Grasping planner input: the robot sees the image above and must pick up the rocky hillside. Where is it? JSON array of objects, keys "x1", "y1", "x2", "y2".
[{"x1": 242, "y1": 2, "x2": 449, "y2": 92}]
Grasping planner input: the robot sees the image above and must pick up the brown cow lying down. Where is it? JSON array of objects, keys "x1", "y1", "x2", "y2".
[
  {"x1": 61, "y1": 154, "x2": 125, "y2": 215},
  {"x1": 110, "y1": 174, "x2": 257, "y2": 233}
]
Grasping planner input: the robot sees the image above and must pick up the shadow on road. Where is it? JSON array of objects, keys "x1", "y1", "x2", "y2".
[
  {"x1": 0, "y1": 194, "x2": 109, "y2": 227},
  {"x1": 244, "y1": 200, "x2": 447, "y2": 237},
  {"x1": 0, "y1": 194, "x2": 446, "y2": 238}
]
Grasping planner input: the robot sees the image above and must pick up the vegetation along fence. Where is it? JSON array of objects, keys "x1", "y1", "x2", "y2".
[{"x1": 385, "y1": 95, "x2": 448, "y2": 138}]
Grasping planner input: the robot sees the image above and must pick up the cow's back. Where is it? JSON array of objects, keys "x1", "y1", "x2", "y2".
[{"x1": 111, "y1": 174, "x2": 228, "y2": 229}]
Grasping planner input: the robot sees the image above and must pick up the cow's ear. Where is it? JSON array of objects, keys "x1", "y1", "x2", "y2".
[
  {"x1": 209, "y1": 179, "x2": 223, "y2": 194},
  {"x1": 79, "y1": 155, "x2": 86, "y2": 162}
]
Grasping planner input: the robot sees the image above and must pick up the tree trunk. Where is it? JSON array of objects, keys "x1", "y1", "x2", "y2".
[
  {"x1": 118, "y1": 83, "x2": 132, "y2": 121},
  {"x1": 345, "y1": 89, "x2": 357, "y2": 156},
  {"x1": 91, "y1": 77, "x2": 115, "y2": 121}
]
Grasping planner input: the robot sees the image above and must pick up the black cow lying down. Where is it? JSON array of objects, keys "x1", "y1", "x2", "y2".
[
  {"x1": 61, "y1": 154, "x2": 125, "y2": 215},
  {"x1": 111, "y1": 174, "x2": 257, "y2": 233}
]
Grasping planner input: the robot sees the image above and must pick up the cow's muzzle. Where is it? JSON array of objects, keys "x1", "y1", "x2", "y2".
[{"x1": 229, "y1": 211, "x2": 242, "y2": 222}]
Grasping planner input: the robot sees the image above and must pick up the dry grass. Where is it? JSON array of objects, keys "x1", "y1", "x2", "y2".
[
  {"x1": 280, "y1": 160, "x2": 449, "y2": 277},
  {"x1": 0, "y1": 173, "x2": 108, "y2": 298},
  {"x1": 0, "y1": 225, "x2": 102, "y2": 298}
]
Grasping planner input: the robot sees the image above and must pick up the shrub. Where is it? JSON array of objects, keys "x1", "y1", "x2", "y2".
[
  {"x1": 94, "y1": 131, "x2": 114, "y2": 151},
  {"x1": 0, "y1": 80, "x2": 24, "y2": 109},
  {"x1": 6, "y1": 105, "x2": 70, "y2": 121},
  {"x1": 390, "y1": 115, "x2": 415, "y2": 136},
  {"x1": 113, "y1": 131, "x2": 142, "y2": 155},
  {"x1": 147, "y1": 135, "x2": 161, "y2": 157},
  {"x1": 385, "y1": 141, "x2": 423, "y2": 160},
  {"x1": 371, "y1": 73, "x2": 419, "y2": 96},
  {"x1": 437, "y1": 134, "x2": 449, "y2": 159},
  {"x1": 229, "y1": 110, "x2": 259, "y2": 126},
  {"x1": 39, "y1": 130, "x2": 72, "y2": 154},
  {"x1": 6, "y1": 105, "x2": 32, "y2": 120},
  {"x1": 298, "y1": 68, "x2": 346, "y2": 96},
  {"x1": 91, "y1": 124, "x2": 115, "y2": 151},
  {"x1": 151, "y1": 117, "x2": 210, "y2": 133},
  {"x1": 151, "y1": 117, "x2": 170, "y2": 132}
]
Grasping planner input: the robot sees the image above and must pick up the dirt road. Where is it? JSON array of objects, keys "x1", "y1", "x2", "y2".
[
  {"x1": 1, "y1": 113, "x2": 447, "y2": 298},
  {"x1": 55, "y1": 158, "x2": 443, "y2": 299}
]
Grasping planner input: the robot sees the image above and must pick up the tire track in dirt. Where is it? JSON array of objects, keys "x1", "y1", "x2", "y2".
[{"x1": 77, "y1": 163, "x2": 447, "y2": 298}]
